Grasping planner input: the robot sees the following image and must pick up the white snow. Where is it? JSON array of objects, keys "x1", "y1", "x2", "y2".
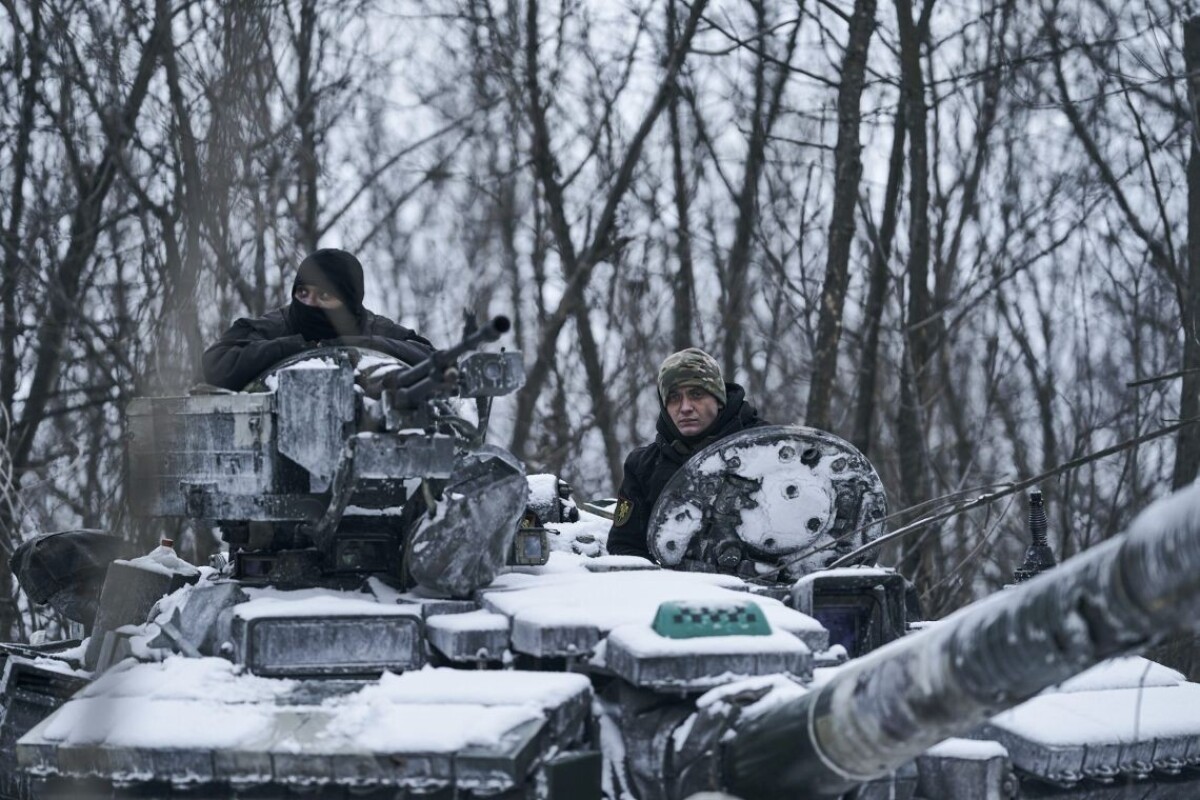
[
  {"x1": 343, "y1": 504, "x2": 405, "y2": 516},
  {"x1": 692, "y1": 440, "x2": 836, "y2": 553},
  {"x1": 39, "y1": 696, "x2": 279, "y2": 749},
  {"x1": 27, "y1": 658, "x2": 589, "y2": 758},
  {"x1": 651, "y1": 499, "x2": 705, "y2": 562},
  {"x1": 285, "y1": 360, "x2": 339, "y2": 371},
  {"x1": 116, "y1": 546, "x2": 200, "y2": 578},
  {"x1": 526, "y1": 473, "x2": 561, "y2": 505},
  {"x1": 1052, "y1": 656, "x2": 1183, "y2": 693},
  {"x1": 990, "y1": 682, "x2": 1200, "y2": 745},
  {"x1": 694, "y1": 674, "x2": 809, "y2": 722},
  {"x1": 925, "y1": 738, "x2": 1009, "y2": 760},
  {"x1": 33, "y1": 657, "x2": 296, "y2": 749},
  {"x1": 583, "y1": 555, "x2": 659, "y2": 571},
  {"x1": 481, "y1": 564, "x2": 822, "y2": 644},
  {"x1": 28, "y1": 656, "x2": 88, "y2": 677},
  {"x1": 328, "y1": 667, "x2": 590, "y2": 709},
  {"x1": 794, "y1": 565, "x2": 898, "y2": 584},
  {"x1": 78, "y1": 657, "x2": 296, "y2": 702},
  {"x1": 607, "y1": 624, "x2": 809, "y2": 657},
  {"x1": 234, "y1": 592, "x2": 422, "y2": 621},
  {"x1": 318, "y1": 702, "x2": 542, "y2": 752},
  {"x1": 545, "y1": 508, "x2": 612, "y2": 556},
  {"x1": 426, "y1": 609, "x2": 509, "y2": 632}
]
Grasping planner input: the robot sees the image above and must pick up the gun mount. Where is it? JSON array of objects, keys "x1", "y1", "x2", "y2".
[{"x1": 126, "y1": 315, "x2": 527, "y2": 590}]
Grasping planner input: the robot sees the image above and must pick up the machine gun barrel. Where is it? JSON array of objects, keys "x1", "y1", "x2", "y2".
[
  {"x1": 384, "y1": 315, "x2": 511, "y2": 393},
  {"x1": 722, "y1": 482, "x2": 1200, "y2": 799}
]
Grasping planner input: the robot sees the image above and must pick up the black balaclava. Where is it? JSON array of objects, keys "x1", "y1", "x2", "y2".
[{"x1": 288, "y1": 249, "x2": 366, "y2": 342}]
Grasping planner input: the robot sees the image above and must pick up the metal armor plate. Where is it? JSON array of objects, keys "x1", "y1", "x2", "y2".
[{"x1": 647, "y1": 425, "x2": 886, "y2": 581}]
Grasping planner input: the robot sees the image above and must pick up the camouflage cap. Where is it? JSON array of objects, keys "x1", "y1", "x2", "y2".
[{"x1": 657, "y1": 348, "x2": 726, "y2": 405}]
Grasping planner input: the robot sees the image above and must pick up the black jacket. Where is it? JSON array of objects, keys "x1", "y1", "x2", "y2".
[
  {"x1": 606, "y1": 382, "x2": 767, "y2": 561},
  {"x1": 202, "y1": 306, "x2": 434, "y2": 391}
]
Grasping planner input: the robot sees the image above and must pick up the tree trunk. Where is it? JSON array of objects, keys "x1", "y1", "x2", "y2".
[
  {"x1": 1175, "y1": 16, "x2": 1200, "y2": 490},
  {"x1": 851, "y1": 105, "x2": 905, "y2": 455},
  {"x1": 719, "y1": 2, "x2": 800, "y2": 379},
  {"x1": 1, "y1": 0, "x2": 41, "y2": 437},
  {"x1": 295, "y1": 0, "x2": 320, "y2": 251},
  {"x1": 806, "y1": 0, "x2": 877, "y2": 430},
  {"x1": 2, "y1": 2, "x2": 164, "y2": 639},
  {"x1": 895, "y1": 0, "x2": 937, "y2": 585},
  {"x1": 508, "y1": 0, "x2": 710, "y2": 479},
  {"x1": 667, "y1": 0, "x2": 696, "y2": 352}
]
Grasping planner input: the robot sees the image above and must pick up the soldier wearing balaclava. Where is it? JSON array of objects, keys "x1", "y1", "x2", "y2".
[{"x1": 202, "y1": 249, "x2": 433, "y2": 391}]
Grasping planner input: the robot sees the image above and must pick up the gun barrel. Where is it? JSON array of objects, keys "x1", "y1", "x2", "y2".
[
  {"x1": 723, "y1": 482, "x2": 1200, "y2": 798},
  {"x1": 384, "y1": 315, "x2": 511, "y2": 392}
]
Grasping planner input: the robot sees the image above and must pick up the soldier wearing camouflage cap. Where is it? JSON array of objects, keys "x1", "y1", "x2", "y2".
[{"x1": 607, "y1": 348, "x2": 768, "y2": 561}]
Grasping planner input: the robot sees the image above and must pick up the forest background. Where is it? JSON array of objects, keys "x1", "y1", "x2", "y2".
[{"x1": 2, "y1": 0, "x2": 1199, "y2": 671}]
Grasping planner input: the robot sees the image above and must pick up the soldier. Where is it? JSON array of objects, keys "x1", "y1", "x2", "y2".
[
  {"x1": 203, "y1": 248, "x2": 434, "y2": 391},
  {"x1": 606, "y1": 348, "x2": 768, "y2": 561}
]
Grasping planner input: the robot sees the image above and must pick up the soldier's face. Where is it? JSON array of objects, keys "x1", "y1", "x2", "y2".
[
  {"x1": 666, "y1": 385, "x2": 720, "y2": 437},
  {"x1": 294, "y1": 284, "x2": 345, "y2": 309}
]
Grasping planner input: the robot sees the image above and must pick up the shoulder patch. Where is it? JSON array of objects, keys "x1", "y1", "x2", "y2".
[{"x1": 614, "y1": 498, "x2": 634, "y2": 527}]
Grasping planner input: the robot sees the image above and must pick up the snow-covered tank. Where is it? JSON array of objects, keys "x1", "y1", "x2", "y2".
[{"x1": 3, "y1": 329, "x2": 1200, "y2": 799}]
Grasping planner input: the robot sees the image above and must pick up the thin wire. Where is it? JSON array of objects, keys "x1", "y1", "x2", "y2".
[
  {"x1": 751, "y1": 416, "x2": 1199, "y2": 582},
  {"x1": 826, "y1": 417, "x2": 1199, "y2": 570}
]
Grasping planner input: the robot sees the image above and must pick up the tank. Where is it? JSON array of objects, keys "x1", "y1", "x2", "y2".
[{"x1": 2, "y1": 333, "x2": 1200, "y2": 800}]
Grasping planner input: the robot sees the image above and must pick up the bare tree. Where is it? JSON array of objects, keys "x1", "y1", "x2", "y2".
[{"x1": 807, "y1": 0, "x2": 877, "y2": 430}]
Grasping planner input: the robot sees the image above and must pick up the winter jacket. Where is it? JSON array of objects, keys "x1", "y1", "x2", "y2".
[
  {"x1": 202, "y1": 306, "x2": 434, "y2": 391},
  {"x1": 606, "y1": 382, "x2": 768, "y2": 561}
]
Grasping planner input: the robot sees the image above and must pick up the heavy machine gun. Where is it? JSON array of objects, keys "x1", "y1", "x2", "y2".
[
  {"x1": 126, "y1": 314, "x2": 527, "y2": 590},
  {"x1": 371, "y1": 314, "x2": 517, "y2": 416}
]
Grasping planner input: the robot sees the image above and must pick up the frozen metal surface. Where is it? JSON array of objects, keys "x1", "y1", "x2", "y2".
[
  {"x1": 916, "y1": 745, "x2": 1016, "y2": 799},
  {"x1": 0, "y1": 657, "x2": 87, "y2": 800},
  {"x1": 127, "y1": 393, "x2": 278, "y2": 518},
  {"x1": 605, "y1": 626, "x2": 812, "y2": 692},
  {"x1": 510, "y1": 615, "x2": 602, "y2": 659},
  {"x1": 974, "y1": 682, "x2": 1200, "y2": 786},
  {"x1": 457, "y1": 351, "x2": 526, "y2": 397},
  {"x1": 722, "y1": 482, "x2": 1200, "y2": 798},
  {"x1": 406, "y1": 446, "x2": 527, "y2": 598},
  {"x1": 352, "y1": 431, "x2": 456, "y2": 480},
  {"x1": 426, "y1": 610, "x2": 511, "y2": 663},
  {"x1": 229, "y1": 597, "x2": 425, "y2": 678},
  {"x1": 648, "y1": 425, "x2": 887, "y2": 581},
  {"x1": 275, "y1": 361, "x2": 355, "y2": 492},
  {"x1": 15, "y1": 662, "x2": 592, "y2": 795}
]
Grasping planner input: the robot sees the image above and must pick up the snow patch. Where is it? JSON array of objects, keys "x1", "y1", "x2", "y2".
[{"x1": 925, "y1": 737, "x2": 1009, "y2": 760}]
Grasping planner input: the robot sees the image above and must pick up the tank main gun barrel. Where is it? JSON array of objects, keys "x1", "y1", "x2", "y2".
[{"x1": 722, "y1": 482, "x2": 1200, "y2": 799}]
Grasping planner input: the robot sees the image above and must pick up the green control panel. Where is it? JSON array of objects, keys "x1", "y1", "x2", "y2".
[{"x1": 651, "y1": 600, "x2": 772, "y2": 639}]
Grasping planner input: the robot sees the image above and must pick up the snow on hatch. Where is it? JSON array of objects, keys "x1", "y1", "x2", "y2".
[
  {"x1": 335, "y1": 667, "x2": 591, "y2": 709},
  {"x1": 607, "y1": 623, "x2": 809, "y2": 657},
  {"x1": 989, "y1": 682, "x2": 1200, "y2": 745},
  {"x1": 234, "y1": 590, "x2": 422, "y2": 621},
  {"x1": 33, "y1": 657, "x2": 295, "y2": 750},
  {"x1": 482, "y1": 566, "x2": 810, "y2": 635},
  {"x1": 925, "y1": 738, "x2": 1009, "y2": 760},
  {"x1": 319, "y1": 690, "x2": 543, "y2": 753},
  {"x1": 310, "y1": 668, "x2": 592, "y2": 756}
]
